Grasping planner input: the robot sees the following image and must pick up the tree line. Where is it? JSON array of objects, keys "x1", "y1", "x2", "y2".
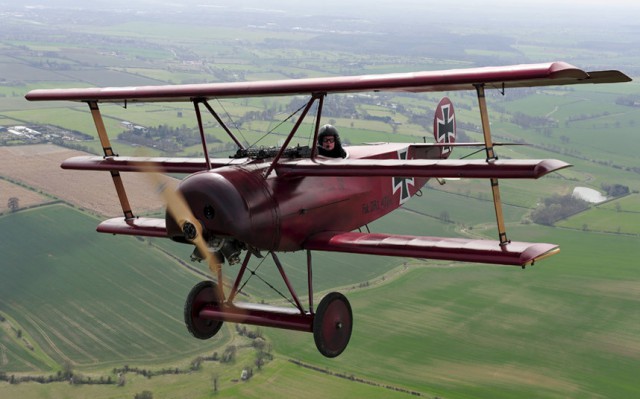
[
  {"x1": 530, "y1": 194, "x2": 589, "y2": 226},
  {"x1": 118, "y1": 124, "x2": 221, "y2": 153}
]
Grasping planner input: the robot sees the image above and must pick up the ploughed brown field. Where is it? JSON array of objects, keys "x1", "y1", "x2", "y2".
[{"x1": 0, "y1": 144, "x2": 176, "y2": 217}]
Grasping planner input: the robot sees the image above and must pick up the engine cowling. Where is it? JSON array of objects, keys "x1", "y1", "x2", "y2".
[{"x1": 165, "y1": 166, "x2": 279, "y2": 251}]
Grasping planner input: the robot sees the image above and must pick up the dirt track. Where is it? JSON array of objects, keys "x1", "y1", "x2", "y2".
[{"x1": 0, "y1": 144, "x2": 176, "y2": 217}]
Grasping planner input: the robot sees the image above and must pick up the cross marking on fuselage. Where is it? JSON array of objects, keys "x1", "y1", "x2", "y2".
[{"x1": 393, "y1": 148, "x2": 414, "y2": 205}]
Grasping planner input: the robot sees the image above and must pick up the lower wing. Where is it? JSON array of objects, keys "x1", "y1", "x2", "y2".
[
  {"x1": 304, "y1": 231, "x2": 559, "y2": 267},
  {"x1": 97, "y1": 217, "x2": 167, "y2": 237}
]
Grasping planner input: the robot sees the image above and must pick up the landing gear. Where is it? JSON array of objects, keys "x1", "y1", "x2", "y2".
[
  {"x1": 184, "y1": 280, "x2": 223, "y2": 339},
  {"x1": 183, "y1": 253, "x2": 354, "y2": 358},
  {"x1": 313, "y1": 292, "x2": 353, "y2": 358}
]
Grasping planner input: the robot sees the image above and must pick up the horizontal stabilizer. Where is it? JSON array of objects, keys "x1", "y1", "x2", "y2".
[
  {"x1": 304, "y1": 231, "x2": 560, "y2": 267},
  {"x1": 62, "y1": 156, "x2": 245, "y2": 173},
  {"x1": 97, "y1": 217, "x2": 167, "y2": 237},
  {"x1": 276, "y1": 159, "x2": 571, "y2": 179}
]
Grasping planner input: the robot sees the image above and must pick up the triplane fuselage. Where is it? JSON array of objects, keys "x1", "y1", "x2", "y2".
[{"x1": 26, "y1": 61, "x2": 630, "y2": 357}]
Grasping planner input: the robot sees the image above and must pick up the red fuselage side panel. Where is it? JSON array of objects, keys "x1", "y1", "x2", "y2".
[
  {"x1": 275, "y1": 144, "x2": 433, "y2": 250},
  {"x1": 173, "y1": 143, "x2": 436, "y2": 252}
]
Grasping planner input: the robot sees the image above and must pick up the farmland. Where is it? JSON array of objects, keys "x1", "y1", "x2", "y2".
[
  {"x1": 268, "y1": 224, "x2": 640, "y2": 398},
  {"x1": 2, "y1": 1, "x2": 640, "y2": 398},
  {"x1": 0, "y1": 204, "x2": 228, "y2": 369}
]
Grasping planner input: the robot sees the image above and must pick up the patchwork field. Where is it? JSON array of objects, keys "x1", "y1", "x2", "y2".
[{"x1": 0, "y1": 178, "x2": 51, "y2": 214}]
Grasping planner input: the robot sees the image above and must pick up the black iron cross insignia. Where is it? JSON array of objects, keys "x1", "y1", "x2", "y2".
[
  {"x1": 436, "y1": 104, "x2": 455, "y2": 155},
  {"x1": 393, "y1": 148, "x2": 414, "y2": 205}
]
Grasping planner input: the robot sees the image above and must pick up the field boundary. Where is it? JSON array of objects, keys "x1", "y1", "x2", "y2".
[{"x1": 288, "y1": 359, "x2": 425, "y2": 397}]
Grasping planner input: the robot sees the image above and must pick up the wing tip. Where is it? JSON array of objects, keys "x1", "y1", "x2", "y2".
[
  {"x1": 521, "y1": 244, "x2": 560, "y2": 267},
  {"x1": 534, "y1": 159, "x2": 572, "y2": 177}
]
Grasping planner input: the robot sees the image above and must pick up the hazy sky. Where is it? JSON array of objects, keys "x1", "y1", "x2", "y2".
[
  {"x1": 6, "y1": 0, "x2": 640, "y2": 54},
  {"x1": 12, "y1": 0, "x2": 640, "y2": 12},
  {"x1": 8, "y1": 0, "x2": 640, "y2": 27}
]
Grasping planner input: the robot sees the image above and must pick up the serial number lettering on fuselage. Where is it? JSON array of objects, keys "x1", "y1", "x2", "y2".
[{"x1": 361, "y1": 195, "x2": 393, "y2": 214}]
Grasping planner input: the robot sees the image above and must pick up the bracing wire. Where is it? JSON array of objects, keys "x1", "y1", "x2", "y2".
[
  {"x1": 213, "y1": 97, "x2": 313, "y2": 152},
  {"x1": 215, "y1": 98, "x2": 250, "y2": 148},
  {"x1": 247, "y1": 102, "x2": 309, "y2": 150},
  {"x1": 236, "y1": 253, "x2": 298, "y2": 308},
  {"x1": 460, "y1": 147, "x2": 486, "y2": 159}
]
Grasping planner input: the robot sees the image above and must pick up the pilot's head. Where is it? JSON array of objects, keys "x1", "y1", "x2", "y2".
[{"x1": 318, "y1": 124, "x2": 340, "y2": 152}]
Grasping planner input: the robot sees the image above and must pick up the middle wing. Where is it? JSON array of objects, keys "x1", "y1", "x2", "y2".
[
  {"x1": 61, "y1": 155, "x2": 247, "y2": 174},
  {"x1": 304, "y1": 231, "x2": 559, "y2": 267},
  {"x1": 276, "y1": 158, "x2": 571, "y2": 179}
]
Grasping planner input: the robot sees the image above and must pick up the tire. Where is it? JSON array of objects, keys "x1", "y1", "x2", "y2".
[
  {"x1": 184, "y1": 280, "x2": 223, "y2": 340},
  {"x1": 313, "y1": 292, "x2": 353, "y2": 358}
]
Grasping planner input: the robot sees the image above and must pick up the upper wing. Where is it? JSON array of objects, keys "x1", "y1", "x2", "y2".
[
  {"x1": 25, "y1": 62, "x2": 630, "y2": 103},
  {"x1": 304, "y1": 231, "x2": 559, "y2": 267}
]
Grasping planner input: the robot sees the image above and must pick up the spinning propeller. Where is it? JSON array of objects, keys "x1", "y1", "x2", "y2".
[
  {"x1": 133, "y1": 154, "x2": 224, "y2": 283},
  {"x1": 150, "y1": 172, "x2": 222, "y2": 278}
]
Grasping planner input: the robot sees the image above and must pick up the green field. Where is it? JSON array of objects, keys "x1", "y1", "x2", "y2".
[
  {"x1": 268, "y1": 225, "x2": 640, "y2": 399},
  {"x1": 3, "y1": 206, "x2": 638, "y2": 398},
  {"x1": 0, "y1": 205, "x2": 230, "y2": 372},
  {"x1": 557, "y1": 198, "x2": 640, "y2": 235}
]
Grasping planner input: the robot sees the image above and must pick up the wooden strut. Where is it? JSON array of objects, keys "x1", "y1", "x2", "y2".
[
  {"x1": 307, "y1": 250, "x2": 314, "y2": 313},
  {"x1": 474, "y1": 85, "x2": 509, "y2": 246},
  {"x1": 264, "y1": 93, "x2": 325, "y2": 178},
  {"x1": 310, "y1": 94, "x2": 326, "y2": 161},
  {"x1": 271, "y1": 252, "x2": 305, "y2": 313},
  {"x1": 193, "y1": 101, "x2": 212, "y2": 170},
  {"x1": 227, "y1": 251, "x2": 254, "y2": 303},
  {"x1": 200, "y1": 100, "x2": 246, "y2": 150},
  {"x1": 88, "y1": 101, "x2": 135, "y2": 220}
]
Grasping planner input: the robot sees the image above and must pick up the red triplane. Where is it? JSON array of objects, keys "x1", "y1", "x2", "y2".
[{"x1": 26, "y1": 62, "x2": 629, "y2": 357}]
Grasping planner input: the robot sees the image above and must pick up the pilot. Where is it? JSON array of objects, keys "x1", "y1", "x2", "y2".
[{"x1": 317, "y1": 124, "x2": 347, "y2": 158}]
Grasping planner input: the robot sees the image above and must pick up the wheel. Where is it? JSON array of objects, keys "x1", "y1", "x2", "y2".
[
  {"x1": 313, "y1": 292, "x2": 353, "y2": 358},
  {"x1": 184, "y1": 280, "x2": 223, "y2": 339}
]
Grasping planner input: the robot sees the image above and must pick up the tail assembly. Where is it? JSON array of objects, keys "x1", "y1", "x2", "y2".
[{"x1": 433, "y1": 97, "x2": 456, "y2": 159}]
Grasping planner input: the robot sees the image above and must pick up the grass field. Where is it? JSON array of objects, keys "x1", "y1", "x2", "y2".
[
  {"x1": 267, "y1": 225, "x2": 640, "y2": 399},
  {"x1": 3, "y1": 195, "x2": 639, "y2": 398},
  {"x1": 0, "y1": 205, "x2": 232, "y2": 371},
  {"x1": 556, "y1": 196, "x2": 640, "y2": 235},
  {"x1": 4, "y1": 207, "x2": 637, "y2": 399}
]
